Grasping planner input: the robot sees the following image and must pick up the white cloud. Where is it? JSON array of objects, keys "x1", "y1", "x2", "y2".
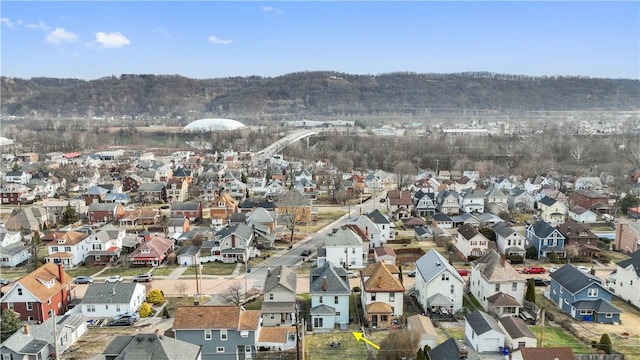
[
  {"x1": 208, "y1": 35, "x2": 232, "y2": 45},
  {"x1": 27, "y1": 21, "x2": 50, "y2": 30},
  {"x1": 1, "y1": 17, "x2": 22, "y2": 29},
  {"x1": 95, "y1": 31, "x2": 131, "y2": 48},
  {"x1": 46, "y1": 27, "x2": 78, "y2": 45},
  {"x1": 262, "y1": 6, "x2": 283, "y2": 14}
]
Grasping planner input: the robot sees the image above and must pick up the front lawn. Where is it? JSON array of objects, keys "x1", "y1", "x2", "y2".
[
  {"x1": 183, "y1": 262, "x2": 236, "y2": 276},
  {"x1": 164, "y1": 295, "x2": 212, "y2": 316},
  {"x1": 150, "y1": 266, "x2": 177, "y2": 276},
  {"x1": 100, "y1": 267, "x2": 154, "y2": 277},
  {"x1": 65, "y1": 267, "x2": 102, "y2": 277}
]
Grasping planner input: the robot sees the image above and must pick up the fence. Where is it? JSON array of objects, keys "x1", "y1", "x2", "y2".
[{"x1": 575, "y1": 354, "x2": 625, "y2": 360}]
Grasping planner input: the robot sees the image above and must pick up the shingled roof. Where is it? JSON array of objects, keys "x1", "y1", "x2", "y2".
[
  {"x1": 263, "y1": 265, "x2": 297, "y2": 294},
  {"x1": 7, "y1": 262, "x2": 72, "y2": 302},
  {"x1": 362, "y1": 262, "x2": 404, "y2": 292},
  {"x1": 472, "y1": 249, "x2": 525, "y2": 283},
  {"x1": 617, "y1": 249, "x2": 640, "y2": 277},
  {"x1": 173, "y1": 306, "x2": 260, "y2": 330}
]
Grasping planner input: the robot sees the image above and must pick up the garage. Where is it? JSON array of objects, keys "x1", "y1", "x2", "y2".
[{"x1": 482, "y1": 338, "x2": 501, "y2": 353}]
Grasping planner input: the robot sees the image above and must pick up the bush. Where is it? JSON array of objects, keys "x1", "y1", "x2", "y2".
[
  {"x1": 352, "y1": 286, "x2": 361, "y2": 293},
  {"x1": 139, "y1": 303, "x2": 152, "y2": 318},
  {"x1": 146, "y1": 289, "x2": 164, "y2": 305},
  {"x1": 598, "y1": 333, "x2": 613, "y2": 354}
]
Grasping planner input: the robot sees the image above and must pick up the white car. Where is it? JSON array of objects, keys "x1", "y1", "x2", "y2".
[
  {"x1": 575, "y1": 266, "x2": 591, "y2": 273},
  {"x1": 347, "y1": 271, "x2": 359, "y2": 278},
  {"x1": 549, "y1": 267, "x2": 559, "y2": 273},
  {"x1": 105, "y1": 275, "x2": 123, "y2": 283}
]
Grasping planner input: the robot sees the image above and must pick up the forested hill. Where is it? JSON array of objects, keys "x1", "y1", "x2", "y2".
[{"x1": 1, "y1": 72, "x2": 639, "y2": 119}]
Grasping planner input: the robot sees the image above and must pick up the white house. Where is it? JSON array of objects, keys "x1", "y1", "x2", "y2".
[
  {"x1": 0, "y1": 228, "x2": 29, "y2": 267},
  {"x1": 492, "y1": 222, "x2": 526, "y2": 259},
  {"x1": 347, "y1": 214, "x2": 385, "y2": 249},
  {"x1": 309, "y1": 262, "x2": 351, "y2": 331},
  {"x1": 498, "y1": 315, "x2": 537, "y2": 350},
  {"x1": 568, "y1": 206, "x2": 598, "y2": 223},
  {"x1": 455, "y1": 224, "x2": 490, "y2": 260},
  {"x1": 414, "y1": 249, "x2": 465, "y2": 313},
  {"x1": 459, "y1": 190, "x2": 485, "y2": 214},
  {"x1": 80, "y1": 282, "x2": 146, "y2": 318},
  {"x1": 465, "y1": 310, "x2": 506, "y2": 353},
  {"x1": 469, "y1": 250, "x2": 527, "y2": 316},
  {"x1": 366, "y1": 209, "x2": 394, "y2": 241},
  {"x1": 360, "y1": 262, "x2": 404, "y2": 327},
  {"x1": 614, "y1": 250, "x2": 640, "y2": 308},
  {"x1": 45, "y1": 230, "x2": 90, "y2": 268},
  {"x1": 319, "y1": 226, "x2": 365, "y2": 269}
]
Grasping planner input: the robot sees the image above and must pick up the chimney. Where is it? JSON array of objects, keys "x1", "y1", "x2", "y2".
[
  {"x1": 57, "y1": 263, "x2": 64, "y2": 283},
  {"x1": 365, "y1": 227, "x2": 369, "y2": 237},
  {"x1": 23, "y1": 324, "x2": 30, "y2": 335},
  {"x1": 500, "y1": 253, "x2": 506, "y2": 267},
  {"x1": 231, "y1": 234, "x2": 236, "y2": 248},
  {"x1": 458, "y1": 347, "x2": 469, "y2": 359},
  {"x1": 322, "y1": 276, "x2": 328, "y2": 291}
]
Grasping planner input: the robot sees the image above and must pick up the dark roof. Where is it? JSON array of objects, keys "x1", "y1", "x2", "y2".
[
  {"x1": 366, "y1": 209, "x2": 390, "y2": 224},
  {"x1": 538, "y1": 196, "x2": 557, "y2": 206},
  {"x1": 528, "y1": 220, "x2": 560, "y2": 238},
  {"x1": 549, "y1": 264, "x2": 602, "y2": 294},
  {"x1": 572, "y1": 299, "x2": 621, "y2": 313},
  {"x1": 239, "y1": 199, "x2": 276, "y2": 209},
  {"x1": 491, "y1": 222, "x2": 517, "y2": 237},
  {"x1": 82, "y1": 282, "x2": 142, "y2": 304},
  {"x1": 102, "y1": 333, "x2": 201, "y2": 360},
  {"x1": 171, "y1": 201, "x2": 200, "y2": 211},
  {"x1": 457, "y1": 223, "x2": 479, "y2": 240},
  {"x1": 310, "y1": 262, "x2": 350, "y2": 294},
  {"x1": 263, "y1": 265, "x2": 297, "y2": 294},
  {"x1": 616, "y1": 249, "x2": 640, "y2": 277},
  {"x1": 428, "y1": 338, "x2": 481, "y2": 360},
  {"x1": 498, "y1": 316, "x2": 535, "y2": 339},
  {"x1": 432, "y1": 212, "x2": 453, "y2": 222},
  {"x1": 465, "y1": 310, "x2": 503, "y2": 336}
]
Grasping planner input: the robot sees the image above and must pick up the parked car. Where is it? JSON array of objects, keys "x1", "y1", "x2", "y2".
[
  {"x1": 407, "y1": 270, "x2": 416, "y2": 277},
  {"x1": 105, "y1": 275, "x2": 123, "y2": 283},
  {"x1": 457, "y1": 269, "x2": 471, "y2": 276},
  {"x1": 113, "y1": 312, "x2": 140, "y2": 322},
  {"x1": 531, "y1": 277, "x2": 548, "y2": 287},
  {"x1": 549, "y1": 266, "x2": 559, "y2": 273},
  {"x1": 522, "y1": 266, "x2": 546, "y2": 274},
  {"x1": 107, "y1": 317, "x2": 135, "y2": 326},
  {"x1": 347, "y1": 271, "x2": 359, "y2": 278},
  {"x1": 0, "y1": 278, "x2": 9, "y2": 286},
  {"x1": 575, "y1": 266, "x2": 591, "y2": 273},
  {"x1": 301, "y1": 248, "x2": 314, "y2": 257},
  {"x1": 73, "y1": 276, "x2": 94, "y2": 284},
  {"x1": 133, "y1": 273, "x2": 153, "y2": 282}
]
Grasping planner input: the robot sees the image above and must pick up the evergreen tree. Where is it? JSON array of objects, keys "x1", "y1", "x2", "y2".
[
  {"x1": 598, "y1": 333, "x2": 613, "y2": 354},
  {"x1": 525, "y1": 278, "x2": 536, "y2": 303},
  {"x1": 1, "y1": 309, "x2": 21, "y2": 341},
  {"x1": 241, "y1": 173, "x2": 248, "y2": 184},
  {"x1": 61, "y1": 202, "x2": 79, "y2": 225}
]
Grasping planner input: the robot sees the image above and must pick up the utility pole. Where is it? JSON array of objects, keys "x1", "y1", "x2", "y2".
[
  {"x1": 194, "y1": 262, "x2": 200, "y2": 305},
  {"x1": 52, "y1": 311, "x2": 59, "y2": 360},
  {"x1": 540, "y1": 308, "x2": 545, "y2": 347}
]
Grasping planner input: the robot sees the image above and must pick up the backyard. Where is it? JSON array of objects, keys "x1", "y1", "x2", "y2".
[{"x1": 303, "y1": 330, "x2": 388, "y2": 360}]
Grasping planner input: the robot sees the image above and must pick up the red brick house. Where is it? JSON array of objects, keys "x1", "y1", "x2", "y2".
[
  {"x1": 556, "y1": 220, "x2": 601, "y2": 259},
  {"x1": 0, "y1": 184, "x2": 31, "y2": 205},
  {"x1": 570, "y1": 190, "x2": 610, "y2": 214},
  {"x1": 87, "y1": 202, "x2": 126, "y2": 224},
  {"x1": 122, "y1": 174, "x2": 143, "y2": 192},
  {"x1": 171, "y1": 201, "x2": 203, "y2": 222},
  {"x1": 0, "y1": 263, "x2": 73, "y2": 322}
]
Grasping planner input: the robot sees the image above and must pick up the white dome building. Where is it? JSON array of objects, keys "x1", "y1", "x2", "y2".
[{"x1": 183, "y1": 118, "x2": 247, "y2": 131}]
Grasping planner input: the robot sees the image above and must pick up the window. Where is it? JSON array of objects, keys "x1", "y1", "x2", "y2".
[
  {"x1": 86, "y1": 305, "x2": 96, "y2": 313},
  {"x1": 240, "y1": 331, "x2": 249, "y2": 338},
  {"x1": 245, "y1": 346, "x2": 252, "y2": 354},
  {"x1": 64, "y1": 246, "x2": 72, "y2": 252},
  {"x1": 27, "y1": 316, "x2": 34, "y2": 321},
  {"x1": 220, "y1": 329, "x2": 227, "y2": 341},
  {"x1": 441, "y1": 273, "x2": 449, "y2": 281},
  {"x1": 7, "y1": 302, "x2": 13, "y2": 310},
  {"x1": 47, "y1": 298, "x2": 51, "y2": 305},
  {"x1": 495, "y1": 284, "x2": 500, "y2": 292},
  {"x1": 334, "y1": 296, "x2": 339, "y2": 304},
  {"x1": 564, "y1": 298, "x2": 569, "y2": 305},
  {"x1": 94, "y1": 255, "x2": 101, "y2": 261},
  {"x1": 605, "y1": 313, "x2": 613, "y2": 318},
  {"x1": 389, "y1": 293, "x2": 395, "y2": 302},
  {"x1": 512, "y1": 283, "x2": 517, "y2": 291},
  {"x1": 17, "y1": 288, "x2": 22, "y2": 295},
  {"x1": 451, "y1": 285, "x2": 455, "y2": 294},
  {"x1": 105, "y1": 305, "x2": 109, "y2": 310},
  {"x1": 319, "y1": 296, "x2": 323, "y2": 304},
  {"x1": 587, "y1": 288, "x2": 598, "y2": 297},
  {"x1": 352, "y1": 248, "x2": 355, "y2": 254},
  {"x1": 269, "y1": 293, "x2": 274, "y2": 300},
  {"x1": 116, "y1": 305, "x2": 121, "y2": 312},
  {"x1": 216, "y1": 347, "x2": 225, "y2": 353},
  {"x1": 381, "y1": 315, "x2": 388, "y2": 322},
  {"x1": 336, "y1": 312, "x2": 341, "y2": 316},
  {"x1": 204, "y1": 329, "x2": 212, "y2": 340},
  {"x1": 579, "y1": 309, "x2": 591, "y2": 315},
  {"x1": 27, "y1": 302, "x2": 33, "y2": 311},
  {"x1": 48, "y1": 309, "x2": 54, "y2": 318},
  {"x1": 51, "y1": 246, "x2": 59, "y2": 252},
  {"x1": 270, "y1": 314, "x2": 275, "y2": 320},
  {"x1": 314, "y1": 317, "x2": 323, "y2": 328},
  {"x1": 371, "y1": 293, "x2": 376, "y2": 301}
]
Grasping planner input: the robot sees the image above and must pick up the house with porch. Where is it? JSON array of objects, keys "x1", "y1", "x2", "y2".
[
  {"x1": 537, "y1": 196, "x2": 566, "y2": 225},
  {"x1": 546, "y1": 264, "x2": 621, "y2": 324},
  {"x1": 85, "y1": 224, "x2": 124, "y2": 266},
  {"x1": 414, "y1": 249, "x2": 465, "y2": 314},
  {"x1": 347, "y1": 214, "x2": 385, "y2": 249},
  {"x1": 261, "y1": 265, "x2": 298, "y2": 327},
  {"x1": 524, "y1": 220, "x2": 566, "y2": 259},
  {"x1": 0, "y1": 228, "x2": 29, "y2": 267},
  {"x1": 386, "y1": 190, "x2": 412, "y2": 221},
  {"x1": 556, "y1": 220, "x2": 601, "y2": 260},
  {"x1": 492, "y1": 222, "x2": 526, "y2": 259},
  {"x1": 210, "y1": 192, "x2": 239, "y2": 226},
  {"x1": 412, "y1": 190, "x2": 437, "y2": 217},
  {"x1": 128, "y1": 236, "x2": 174, "y2": 267},
  {"x1": 459, "y1": 189, "x2": 486, "y2": 214},
  {"x1": 208, "y1": 223, "x2": 257, "y2": 264},
  {"x1": 138, "y1": 182, "x2": 166, "y2": 203},
  {"x1": 360, "y1": 262, "x2": 404, "y2": 328},
  {"x1": 435, "y1": 190, "x2": 460, "y2": 215},
  {"x1": 171, "y1": 201, "x2": 203, "y2": 222},
  {"x1": 44, "y1": 230, "x2": 90, "y2": 268},
  {"x1": 507, "y1": 188, "x2": 536, "y2": 212},
  {"x1": 455, "y1": 224, "x2": 491, "y2": 260},
  {"x1": 309, "y1": 262, "x2": 350, "y2": 331},
  {"x1": 485, "y1": 185, "x2": 508, "y2": 215}
]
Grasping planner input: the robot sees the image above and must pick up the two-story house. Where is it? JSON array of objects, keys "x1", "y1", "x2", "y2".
[
  {"x1": 546, "y1": 264, "x2": 621, "y2": 324},
  {"x1": 138, "y1": 182, "x2": 167, "y2": 203},
  {"x1": 347, "y1": 214, "x2": 384, "y2": 249},
  {"x1": 507, "y1": 188, "x2": 536, "y2": 212},
  {"x1": 173, "y1": 305, "x2": 261, "y2": 360},
  {"x1": 455, "y1": 224, "x2": 490, "y2": 261},
  {"x1": 122, "y1": 174, "x2": 144, "y2": 192},
  {"x1": 485, "y1": 186, "x2": 508, "y2": 215},
  {"x1": 80, "y1": 282, "x2": 146, "y2": 318},
  {"x1": 556, "y1": 220, "x2": 601, "y2": 260},
  {"x1": 537, "y1": 196, "x2": 566, "y2": 224},
  {"x1": 614, "y1": 219, "x2": 640, "y2": 255},
  {"x1": 414, "y1": 249, "x2": 465, "y2": 314},
  {"x1": 317, "y1": 226, "x2": 365, "y2": 269},
  {"x1": 276, "y1": 189, "x2": 312, "y2": 224},
  {"x1": 386, "y1": 190, "x2": 412, "y2": 221},
  {"x1": 210, "y1": 192, "x2": 239, "y2": 226},
  {"x1": 0, "y1": 263, "x2": 73, "y2": 322},
  {"x1": 469, "y1": 250, "x2": 527, "y2": 317},
  {"x1": 310, "y1": 262, "x2": 351, "y2": 331},
  {"x1": 212, "y1": 223, "x2": 257, "y2": 263},
  {"x1": 366, "y1": 209, "x2": 394, "y2": 241},
  {"x1": 524, "y1": 220, "x2": 566, "y2": 259},
  {"x1": 87, "y1": 202, "x2": 126, "y2": 224},
  {"x1": 102, "y1": 332, "x2": 202, "y2": 360},
  {"x1": 412, "y1": 190, "x2": 437, "y2": 217},
  {"x1": 261, "y1": 265, "x2": 298, "y2": 327},
  {"x1": 0, "y1": 228, "x2": 30, "y2": 267},
  {"x1": 459, "y1": 189, "x2": 485, "y2": 214},
  {"x1": 360, "y1": 262, "x2": 404, "y2": 328},
  {"x1": 492, "y1": 222, "x2": 526, "y2": 259},
  {"x1": 128, "y1": 236, "x2": 174, "y2": 267},
  {"x1": 85, "y1": 224, "x2": 124, "y2": 266},
  {"x1": 171, "y1": 201, "x2": 203, "y2": 222},
  {"x1": 614, "y1": 250, "x2": 640, "y2": 308},
  {"x1": 166, "y1": 178, "x2": 189, "y2": 203},
  {"x1": 436, "y1": 190, "x2": 460, "y2": 215},
  {"x1": 44, "y1": 230, "x2": 90, "y2": 268},
  {"x1": 0, "y1": 183, "x2": 31, "y2": 205}
]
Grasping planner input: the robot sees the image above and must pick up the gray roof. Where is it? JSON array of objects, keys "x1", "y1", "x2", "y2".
[
  {"x1": 246, "y1": 207, "x2": 274, "y2": 223},
  {"x1": 324, "y1": 226, "x2": 363, "y2": 247},
  {"x1": 365, "y1": 209, "x2": 390, "y2": 224},
  {"x1": 538, "y1": 195, "x2": 557, "y2": 207},
  {"x1": 216, "y1": 222, "x2": 253, "y2": 241},
  {"x1": 432, "y1": 212, "x2": 453, "y2": 222},
  {"x1": 88, "y1": 202, "x2": 119, "y2": 211},
  {"x1": 171, "y1": 201, "x2": 200, "y2": 211},
  {"x1": 498, "y1": 316, "x2": 536, "y2": 339},
  {"x1": 138, "y1": 183, "x2": 165, "y2": 191},
  {"x1": 427, "y1": 293, "x2": 454, "y2": 306},
  {"x1": 617, "y1": 249, "x2": 640, "y2": 277},
  {"x1": 2, "y1": 313, "x2": 85, "y2": 354},
  {"x1": 415, "y1": 249, "x2": 464, "y2": 284},
  {"x1": 263, "y1": 265, "x2": 297, "y2": 294},
  {"x1": 549, "y1": 264, "x2": 602, "y2": 294},
  {"x1": 82, "y1": 282, "x2": 143, "y2": 304},
  {"x1": 0, "y1": 241, "x2": 30, "y2": 256},
  {"x1": 310, "y1": 262, "x2": 350, "y2": 295},
  {"x1": 310, "y1": 304, "x2": 336, "y2": 315},
  {"x1": 572, "y1": 299, "x2": 621, "y2": 313},
  {"x1": 527, "y1": 220, "x2": 561, "y2": 238},
  {"x1": 491, "y1": 222, "x2": 517, "y2": 238},
  {"x1": 276, "y1": 189, "x2": 310, "y2": 207},
  {"x1": 428, "y1": 338, "x2": 481, "y2": 360},
  {"x1": 103, "y1": 333, "x2": 201, "y2": 360},
  {"x1": 177, "y1": 245, "x2": 200, "y2": 256},
  {"x1": 465, "y1": 310, "x2": 504, "y2": 336}
]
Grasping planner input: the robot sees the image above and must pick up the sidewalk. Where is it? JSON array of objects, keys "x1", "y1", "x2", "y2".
[{"x1": 166, "y1": 265, "x2": 189, "y2": 280}]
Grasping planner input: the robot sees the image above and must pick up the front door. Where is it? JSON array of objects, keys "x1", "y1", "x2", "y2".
[{"x1": 371, "y1": 315, "x2": 378, "y2": 327}]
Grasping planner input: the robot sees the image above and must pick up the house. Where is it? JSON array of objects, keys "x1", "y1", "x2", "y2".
[
  {"x1": 87, "y1": 202, "x2": 126, "y2": 224},
  {"x1": 414, "y1": 249, "x2": 465, "y2": 313},
  {"x1": 546, "y1": 264, "x2": 621, "y2": 324},
  {"x1": 4, "y1": 206, "x2": 50, "y2": 232},
  {"x1": 80, "y1": 282, "x2": 146, "y2": 318},
  {"x1": 459, "y1": 189, "x2": 485, "y2": 214},
  {"x1": 524, "y1": 176, "x2": 547, "y2": 194},
  {"x1": 492, "y1": 222, "x2": 526, "y2": 259},
  {"x1": 360, "y1": 262, "x2": 404, "y2": 328},
  {"x1": 469, "y1": 250, "x2": 526, "y2": 316},
  {"x1": 172, "y1": 201, "x2": 203, "y2": 222},
  {"x1": 524, "y1": 220, "x2": 567, "y2": 259},
  {"x1": 537, "y1": 196, "x2": 566, "y2": 224},
  {"x1": 435, "y1": 190, "x2": 460, "y2": 215},
  {"x1": 0, "y1": 183, "x2": 31, "y2": 205},
  {"x1": 568, "y1": 206, "x2": 597, "y2": 223},
  {"x1": 44, "y1": 230, "x2": 90, "y2": 268},
  {"x1": 428, "y1": 337, "x2": 481, "y2": 360},
  {"x1": 507, "y1": 188, "x2": 536, "y2": 212},
  {"x1": 309, "y1": 261, "x2": 351, "y2": 331},
  {"x1": 85, "y1": 224, "x2": 124, "y2": 266},
  {"x1": 166, "y1": 178, "x2": 190, "y2": 203},
  {"x1": 386, "y1": 190, "x2": 412, "y2": 221},
  {"x1": 210, "y1": 192, "x2": 239, "y2": 226},
  {"x1": 276, "y1": 189, "x2": 313, "y2": 225},
  {"x1": 83, "y1": 185, "x2": 109, "y2": 205},
  {"x1": 455, "y1": 223, "x2": 491, "y2": 260},
  {"x1": 512, "y1": 347, "x2": 575, "y2": 360},
  {"x1": 614, "y1": 250, "x2": 640, "y2": 308},
  {"x1": 373, "y1": 246, "x2": 396, "y2": 265},
  {"x1": 177, "y1": 245, "x2": 201, "y2": 266},
  {"x1": 168, "y1": 216, "x2": 191, "y2": 234},
  {"x1": 484, "y1": 186, "x2": 508, "y2": 215},
  {"x1": 128, "y1": 236, "x2": 174, "y2": 267},
  {"x1": 0, "y1": 314, "x2": 87, "y2": 360},
  {"x1": 464, "y1": 310, "x2": 506, "y2": 353},
  {"x1": 138, "y1": 182, "x2": 167, "y2": 203},
  {"x1": 412, "y1": 190, "x2": 436, "y2": 217},
  {"x1": 246, "y1": 207, "x2": 277, "y2": 231},
  {"x1": 574, "y1": 177, "x2": 604, "y2": 191},
  {"x1": 432, "y1": 212, "x2": 454, "y2": 229},
  {"x1": 365, "y1": 209, "x2": 394, "y2": 241},
  {"x1": 454, "y1": 176, "x2": 477, "y2": 193},
  {"x1": 414, "y1": 226, "x2": 433, "y2": 241},
  {"x1": 493, "y1": 176, "x2": 517, "y2": 191},
  {"x1": 451, "y1": 212, "x2": 480, "y2": 228},
  {"x1": 103, "y1": 333, "x2": 202, "y2": 360},
  {"x1": 0, "y1": 228, "x2": 30, "y2": 267},
  {"x1": 173, "y1": 306, "x2": 261, "y2": 360},
  {"x1": 210, "y1": 223, "x2": 257, "y2": 264},
  {"x1": 498, "y1": 315, "x2": 537, "y2": 350},
  {"x1": 556, "y1": 220, "x2": 601, "y2": 260},
  {"x1": 122, "y1": 174, "x2": 144, "y2": 192},
  {"x1": 261, "y1": 265, "x2": 298, "y2": 327},
  {"x1": 4, "y1": 170, "x2": 31, "y2": 184},
  {"x1": 614, "y1": 218, "x2": 640, "y2": 254},
  {"x1": 318, "y1": 226, "x2": 365, "y2": 269},
  {"x1": 0, "y1": 263, "x2": 73, "y2": 322},
  {"x1": 406, "y1": 314, "x2": 437, "y2": 349}
]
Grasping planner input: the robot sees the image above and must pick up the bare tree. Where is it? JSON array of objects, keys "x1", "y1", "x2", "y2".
[
  {"x1": 220, "y1": 283, "x2": 244, "y2": 305},
  {"x1": 570, "y1": 143, "x2": 589, "y2": 165},
  {"x1": 173, "y1": 281, "x2": 187, "y2": 296},
  {"x1": 394, "y1": 160, "x2": 415, "y2": 190},
  {"x1": 277, "y1": 189, "x2": 310, "y2": 243},
  {"x1": 376, "y1": 330, "x2": 419, "y2": 360}
]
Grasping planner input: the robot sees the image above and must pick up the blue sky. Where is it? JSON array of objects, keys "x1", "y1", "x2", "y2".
[{"x1": 1, "y1": 1, "x2": 638, "y2": 80}]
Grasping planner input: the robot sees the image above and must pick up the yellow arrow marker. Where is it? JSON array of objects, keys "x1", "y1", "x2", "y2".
[{"x1": 352, "y1": 331, "x2": 380, "y2": 350}]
